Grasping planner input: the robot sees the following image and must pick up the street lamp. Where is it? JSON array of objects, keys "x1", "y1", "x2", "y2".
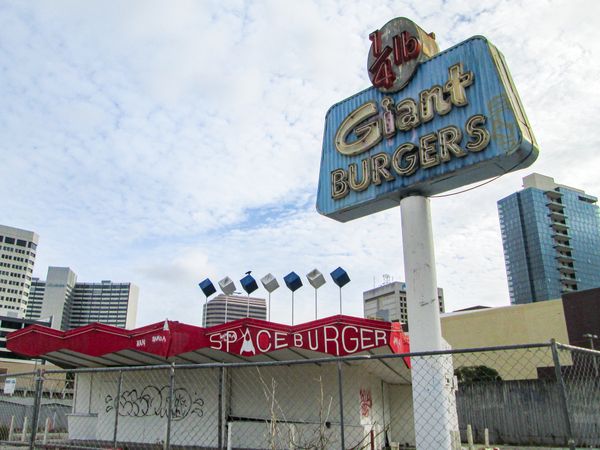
[
  {"x1": 583, "y1": 333, "x2": 599, "y2": 350},
  {"x1": 260, "y1": 273, "x2": 279, "y2": 322},
  {"x1": 306, "y1": 269, "x2": 326, "y2": 320},
  {"x1": 198, "y1": 278, "x2": 216, "y2": 327},
  {"x1": 583, "y1": 333, "x2": 599, "y2": 377},
  {"x1": 283, "y1": 271, "x2": 303, "y2": 325},
  {"x1": 330, "y1": 267, "x2": 350, "y2": 315}
]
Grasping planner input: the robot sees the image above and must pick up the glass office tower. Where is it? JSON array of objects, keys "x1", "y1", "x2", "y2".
[{"x1": 498, "y1": 174, "x2": 600, "y2": 304}]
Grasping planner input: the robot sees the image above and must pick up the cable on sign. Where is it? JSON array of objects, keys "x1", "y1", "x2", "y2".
[{"x1": 430, "y1": 159, "x2": 524, "y2": 198}]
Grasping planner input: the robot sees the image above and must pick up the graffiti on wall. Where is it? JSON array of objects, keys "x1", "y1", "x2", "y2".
[
  {"x1": 105, "y1": 385, "x2": 204, "y2": 421},
  {"x1": 359, "y1": 388, "x2": 372, "y2": 425}
]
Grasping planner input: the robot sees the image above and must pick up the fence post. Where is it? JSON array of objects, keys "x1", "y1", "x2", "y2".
[
  {"x1": 550, "y1": 339, "x2": 576, "y2": 450},
  {"x1": 43, "y1": 417, "x2": 50, "y2": 444},
  {"x1": 218, "y1": 366, "x2": 224, "y2": 450},
  {"x1": 164, "y1": 363, "x2": 175, "y2": 450},
  {"x1": 112, "y1": 370, "x2": 123, "y2": 449},
  {"x1": 21, "y1": 417, "x2": 28, "y2": 442},
  {"x1": 8, "y1": 415, "x2": 15, "y2": 441},
  {"x1": 337, "y1": 360, "x2": 345, "y2": 450},
  {"x1": 29, "y1": 369, "x2": 44, "y2": 450}
]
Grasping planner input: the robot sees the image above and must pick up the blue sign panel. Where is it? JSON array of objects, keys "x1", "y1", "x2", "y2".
[{"x1": 317, "y1": 36, "x2": 538, "y2": 222}]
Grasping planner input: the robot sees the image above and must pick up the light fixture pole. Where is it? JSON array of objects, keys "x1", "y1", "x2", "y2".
[
  {"x1": 330, "y1": 267, "x2": 350, "y2": 315},
  {"x1": 240, "y1": 272, "x2": 258, "y2": 318},
  {"x1": 583, "y1": 333, "x2": 599, "y2": 377},
  {"x1": 260, "y1": 274, "x2": 280, "y2": 322},
  {"x1": 199, "y1": 279, "x2": 216, "y2": 327},
  {"x1": 284, "y1": 272, "x2": 303, "y2": 325},
  {"x1": 218, "y1": 277, "x2": 236, "y2": 324},
  {"x1": 307, "y1": 269, "x2": 326, "y2": 320}
]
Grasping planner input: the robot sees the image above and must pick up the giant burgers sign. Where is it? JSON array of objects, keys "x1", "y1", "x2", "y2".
[{"x1": 317, "y1": 18, "x2": 538, "y2": 222}]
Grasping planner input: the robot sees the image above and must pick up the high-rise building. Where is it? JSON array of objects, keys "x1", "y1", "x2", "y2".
[
  {"x1": 363, "y1": 281, "x2": 445, "y2": 326},
  {"x1": 69, "y1": 280, "x2": 138, "y2": 329},
  {"x1": 27, "y1": 278, "x2": 45, "y2": 320},
  {"x1": 498, "y1": 173, "x2": 600, "y2": 304},
  {"x1": 36, "y1": 267, "x2": 77, "y2": 330},
  {"x1": 203, "y1": 294, "x2": 266, "y2": 327},
  {"x1": 0, "y1": 225, "x2": 38, "y2": 318},
  {"x1": 25, "y1": 266, "x2": 138, "y2": 330}
]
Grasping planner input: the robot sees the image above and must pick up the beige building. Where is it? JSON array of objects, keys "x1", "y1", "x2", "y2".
[
  {"x1": 441, "y1": 299, "x2": 569, "y2": 348},
  {"x1": 441, "y1": 299, "x2": 570, "y2": 380}
]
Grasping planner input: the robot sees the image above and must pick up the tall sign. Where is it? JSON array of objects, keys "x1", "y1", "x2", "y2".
[
  {"x1": 317, "y1": 18, "x2": 538, "y2": 222},
  {"x1": 317, "y1": 18, "x2": 538, "y2": 450}
]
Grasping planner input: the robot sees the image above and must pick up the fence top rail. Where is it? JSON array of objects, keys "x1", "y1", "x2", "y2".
[
  {"x1": 0, "y1": 370, "x2": 38, "y2": 380},
  {"x1": 555, "y1": 341, "x2": 600, "y2": 355},
  {"x1": 34, "y1": 341, "x2": 559, "y2": 375}
]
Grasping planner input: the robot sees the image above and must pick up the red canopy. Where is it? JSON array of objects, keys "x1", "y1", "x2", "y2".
[{"x1": 7, "y1": 315, "x2": 410, "y2": 380}]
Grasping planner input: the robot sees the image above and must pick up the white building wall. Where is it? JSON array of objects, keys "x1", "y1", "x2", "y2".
[
  {"x1": 388, "y1": 384, "x2": 416, "y2": 446},
  {"x1": 229, "y1": 364, "x2": 413, "y2": 449},
  {"x1": 72, "y1": 368, "x2": 220, "y2": 446},
  {"x1": 70, "y1": 364, "x2": 414, "y2": 448},
  {"x1": 69, "y1": 372, "x2": 98, "y2": 440}
]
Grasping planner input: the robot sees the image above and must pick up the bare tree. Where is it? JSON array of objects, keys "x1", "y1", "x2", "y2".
[{"x1": 257, "y1": 369, "x2": 334, "y2": 450}]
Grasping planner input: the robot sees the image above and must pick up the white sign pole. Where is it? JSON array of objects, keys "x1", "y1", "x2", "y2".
[{"x1": 401, "y1": 195, "x2": 459, "y2": 450}]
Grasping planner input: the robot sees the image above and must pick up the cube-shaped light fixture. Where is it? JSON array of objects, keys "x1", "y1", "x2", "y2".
[
  {"x1": 306, "y1": 269, "x2": 326, "y2": 289},
  {"x1": 330, "y1": 267, "x2": 350, "y2": 288},
  {"x1": 199, "y1": 278, "x2": 216, "y2": 297},
  {"x1": 260, "y1": 273, "x2": 279, "y2": 293},
  {"x1": 240, "y1": 274, "x2": 258, "y2": 295},
  {"x1": 218, "y1": 276, "x2": 236, "y2": 296},
  {"x1": 284, "y1": 271, "x2": 303, "y2": 292}
]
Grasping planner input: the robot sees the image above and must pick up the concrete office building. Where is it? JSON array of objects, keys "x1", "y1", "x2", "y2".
[
  {"x1": 0, "y1": 225, "x2": 38, "y2": 318},
  {"x1": 498, "y1": 173, "x2": 600, "y2": 304},
  {"x1": 25, "y1": 266, "x2": 138, "y2": 330},
  {"x1": 203, "y1": 294, "x2": 266, "y2": 327},
  {"x1": 363, "y1": 281, "x2": 444, "y2": 325},
  {"x1": 27, "y1": 267, "x2": 77, "y2": 330},
  {"x1": 69, "y1": 280, "x2": 138, "y2": 329},
  {"x1": 26, "y1": 277, "x2": 46, "y2": 321}
]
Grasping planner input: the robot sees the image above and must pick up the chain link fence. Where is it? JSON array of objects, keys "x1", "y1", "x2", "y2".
[
  {"x1": 0, "y1": 341, "x2": 598, "y2": 449},
  {"x1": 554, "y1": 343, "x2": 600, "y2": 449}
]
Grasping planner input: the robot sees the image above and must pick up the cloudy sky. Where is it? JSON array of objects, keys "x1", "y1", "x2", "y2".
[{"x1": 2, "y1": 0, "x2": 599, "y2": 327}]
